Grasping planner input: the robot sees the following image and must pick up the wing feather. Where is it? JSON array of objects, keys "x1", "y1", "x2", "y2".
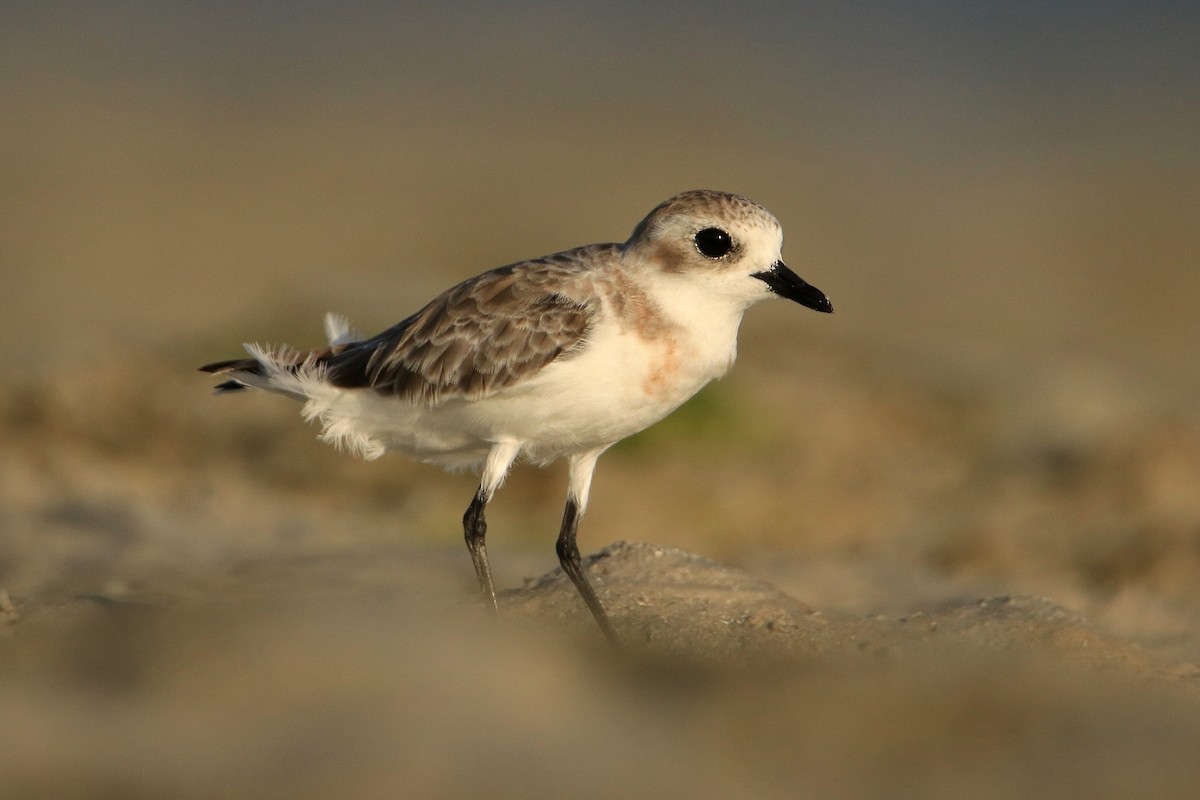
[{"x1": 323, "y1": 246, "x2": 610, "y2": 404}]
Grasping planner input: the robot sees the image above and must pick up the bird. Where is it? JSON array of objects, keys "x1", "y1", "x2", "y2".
[{"x1": 200, "y1": 189, "x2": 832, "y2": 645}]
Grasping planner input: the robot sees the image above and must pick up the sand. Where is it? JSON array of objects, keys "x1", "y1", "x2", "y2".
[{"x1": 3, "y1": 337, "x2": 1199, "y2": 799}]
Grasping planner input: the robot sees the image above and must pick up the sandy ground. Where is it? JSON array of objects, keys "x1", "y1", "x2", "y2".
[{"x1": 3, "y1": 333, "x2": 1200, "y2": 799}]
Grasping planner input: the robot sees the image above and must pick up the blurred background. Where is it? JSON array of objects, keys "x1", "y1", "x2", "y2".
[
  {"x1": 3, "y1": 1, "x2": 1198, "y2": 378},
  {"x1": 2, "y1": 2, "x2": 1200, "y2": 797}
]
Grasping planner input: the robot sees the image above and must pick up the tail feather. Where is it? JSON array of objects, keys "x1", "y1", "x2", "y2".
[
  {"x1": 199, "y1": 357, "x2": 263, "y2": 375},
  {"x1": 200, "y1": 312, "x2": 363, "y2": 395},
  {"x1": 323, "y1": 313, "x2": 362, "y2": 348},
  {"x1": 199, "y1": 356, "x2": 265, "y2": 393},
  {"x1": 212, "y1": 379, "x2": 249, "y2": 394}
]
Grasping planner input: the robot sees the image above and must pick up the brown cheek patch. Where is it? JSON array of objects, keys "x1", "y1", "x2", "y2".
[{"x1": 649, "y1": 240, "x2": 690, "y2": 275}]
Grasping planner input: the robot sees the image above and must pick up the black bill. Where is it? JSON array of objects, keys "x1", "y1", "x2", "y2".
[{"x1": 752, "y1": 261, "x2": 833, "y2": 313}]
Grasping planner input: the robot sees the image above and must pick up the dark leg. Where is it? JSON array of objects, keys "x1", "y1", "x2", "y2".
[
  {"x1": 556, "y1": 497, "x2": 618, "y2": 646},
  {"x1": 463, "y1": 488, "x2": 499, "y2": 617}
]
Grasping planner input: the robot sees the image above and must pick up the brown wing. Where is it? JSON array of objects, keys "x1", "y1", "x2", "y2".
[{"x1": 323, "y1": 247, "x2": 607, "y2": 404}]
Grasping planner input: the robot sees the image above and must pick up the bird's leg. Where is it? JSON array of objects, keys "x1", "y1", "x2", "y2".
[
  {"x1": 463, "y1": 488, "x2": 498, "y2": 616},
  {"x1": 556, "y1": 498, "x2": 618, "y2": 646},
  {"x1": 463, "y1": 442, "x2": 521, "y2": 617},
  {"x1": 559, "y1": 448, "x2": 618, "y2": 646}
]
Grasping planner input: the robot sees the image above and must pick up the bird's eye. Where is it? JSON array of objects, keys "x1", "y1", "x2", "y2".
[{"x1": 694, "y1": 228, "x2": 733, "y2": 259}]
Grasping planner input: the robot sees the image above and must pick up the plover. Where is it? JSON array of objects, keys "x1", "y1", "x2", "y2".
[{"x1": 200, "y1": 190, "x2": 832, "y2": 644}]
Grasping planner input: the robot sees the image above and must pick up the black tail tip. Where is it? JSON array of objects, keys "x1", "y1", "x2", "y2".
[{"x1": 199, "y1": 359, "x2": 239, "y2": 374}]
